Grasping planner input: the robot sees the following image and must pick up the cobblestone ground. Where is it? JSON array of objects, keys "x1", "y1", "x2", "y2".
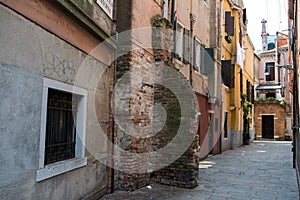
[{"x1": 102, "y1": 141, "x2": 299, "y2": 200}]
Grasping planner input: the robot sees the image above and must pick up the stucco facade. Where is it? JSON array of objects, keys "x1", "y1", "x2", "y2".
[
  {"x1": 0, "y1": 0, "x2": 115, "y2": 199},
  {"x1": 221, "y1": 0, "x2": 254, "y2": 150}
]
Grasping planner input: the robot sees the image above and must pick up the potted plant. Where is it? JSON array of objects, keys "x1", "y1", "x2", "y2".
[
  {"x1": 243, "y1": 116, "x2": 250, "y2": 145},
  {"x1": 225, "y1": 33, "x2": 232, "y2": 43},
  {"x1": 241, "y1": 94, "x2": 253, "y2": 145}
]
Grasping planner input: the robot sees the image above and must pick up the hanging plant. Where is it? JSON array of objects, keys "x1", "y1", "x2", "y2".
[{"x1": 241, "y1": 94, "x2": 253, "y2": 144}]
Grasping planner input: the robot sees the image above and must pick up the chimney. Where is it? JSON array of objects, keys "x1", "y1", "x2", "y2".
[{"x1": 261, "y1": 19, "x2": 269, "y2": 51}]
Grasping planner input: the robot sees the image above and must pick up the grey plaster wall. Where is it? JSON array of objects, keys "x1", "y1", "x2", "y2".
[{"x1": 0, "y1": 5, "x2": 110, "y2": 199}]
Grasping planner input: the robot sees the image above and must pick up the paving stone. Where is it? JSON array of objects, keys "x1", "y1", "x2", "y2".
[{"x1": 101, "y1": 141, "x2": 299, "y2": 200}]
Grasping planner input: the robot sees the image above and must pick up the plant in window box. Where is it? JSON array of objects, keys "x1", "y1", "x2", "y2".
[{"x1": 225, "y1": 33, "x2": 232, "y2": 43}]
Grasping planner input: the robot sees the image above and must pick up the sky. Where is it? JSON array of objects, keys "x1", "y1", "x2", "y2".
[{"x1": 243, "y1": 0, "x2": 289, "y2": 51}]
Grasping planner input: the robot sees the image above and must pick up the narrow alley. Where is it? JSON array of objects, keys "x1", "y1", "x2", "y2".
[
  {"x1": 102, "y1": 141, "x2": 298, "y2": 200},
  {"x1": 2, "y1": 1, "x2": 300, "y2": 199}
]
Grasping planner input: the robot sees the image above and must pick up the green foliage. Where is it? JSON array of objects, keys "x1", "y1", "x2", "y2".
[
  {"x1": 278, "y1": 97, "x2": 286, "y2": 106},
  {"x1": 256, "y1": 97, "x2": 286, "y2": 106},
  {"x1": 151, "y1": 14, "x2": 172, "y2": 28},
  {"x1": 241, "y1": 94, "x2": 253, "y2": 141}
]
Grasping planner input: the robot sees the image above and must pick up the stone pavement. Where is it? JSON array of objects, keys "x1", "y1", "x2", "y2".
[{"x1": 101, "y1": 141, "x2": 299, "y2": 200}]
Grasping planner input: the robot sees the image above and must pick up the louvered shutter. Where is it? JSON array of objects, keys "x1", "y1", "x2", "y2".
[{"x1": 225, "y1": 11, "x2": 234, "y2": 36}]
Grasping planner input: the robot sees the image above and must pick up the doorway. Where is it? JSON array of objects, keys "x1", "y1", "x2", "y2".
[{"x1": 262, "y1": 115, "x2": 274, "y2": 139}]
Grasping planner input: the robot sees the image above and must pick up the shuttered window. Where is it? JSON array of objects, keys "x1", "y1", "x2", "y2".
[
  {"x1": 193, "y1": 38, "x2": 214, "y2": 75},
  {"x1": 246, "y1": 80, "x2": 251, "y2": 102},
  {"x1": 224, "y1": 112, "x2": 228, "y2": 138},
  {"x1": 243, "y1": 8, "x2": 247, "y2": 25},
  {"x1": 225, "y1": 11, "x2": 234, "y2": 36},
  {"x1": 221, "y1": 60, "x2": 235, "y2": 88}
]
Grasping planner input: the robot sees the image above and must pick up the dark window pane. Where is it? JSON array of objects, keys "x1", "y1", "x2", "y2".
[
  {"x1": 243, "y1": 8, "x2": 247, "y2": 25},
  {"x1": 266, "y1": 93, "x2": 276, "y2": 98},
  {"x1": 45, "y1": 88, "x2": 77, "y2": 165},
  {"x1": 224, "y1": 112, "x2": 228, "y2": 138},
  {"x1": 266, "y1": 62, "x2": 275, "y2": 81}
]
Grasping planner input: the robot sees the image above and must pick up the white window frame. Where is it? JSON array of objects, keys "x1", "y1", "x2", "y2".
[{"x1": 36, "y1": 78, "x2": 87, "y2": 182}]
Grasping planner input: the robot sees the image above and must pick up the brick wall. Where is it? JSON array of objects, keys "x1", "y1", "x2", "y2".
[
  {"x1": 114, "y1": 19, "x2": 200, "y2": 190},
  {"x1": 254, "y1": 101, "x2": 286, "y2": 140}
]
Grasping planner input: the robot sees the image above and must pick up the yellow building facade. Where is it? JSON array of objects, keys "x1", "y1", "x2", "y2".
[{"x1": 221, "y1": 0, "x2": 255, "y2": 151}]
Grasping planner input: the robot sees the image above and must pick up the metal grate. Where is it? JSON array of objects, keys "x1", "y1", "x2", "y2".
[{"x1": 44, "y1": 88, "x2": 77, "y2": 165}]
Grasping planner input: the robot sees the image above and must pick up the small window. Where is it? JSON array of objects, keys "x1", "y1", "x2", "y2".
[
  {"x1": 204, "y1": 0, "x2": 209, "y2": 6},
  {"x1": 246, "y1": 81, "x2": 251, "y2": 102},
  {"x1": 225, "y1": 11, "x2": 234, "y2": 36},
  {"x1": 224, "y1": 112, "x2": 228, "y2": 138},
  {"x1": 221, "y1": 60, "x2": 235, "y2": 88},
  {"x1": 175, "y1": 22, "x2": 184, "y2": 60},
  {"x1": 265, "y1": 62, "x2": 275, "y2": 81},
  {"x1": 45, "y1": 89, "x2": 77, "y2": 165},
  {"x1": 37, "y1": 78, "x2": 87, "y2": 182},
  {"x1": 266, "y1": 93, "x2": 276, "y2": 98}
]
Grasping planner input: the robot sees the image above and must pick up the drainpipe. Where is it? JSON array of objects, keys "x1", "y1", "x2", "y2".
[
  {"x1": 189, "y1": 0, "x2": 194, "y2": 86},
  {"x1": 171, "y1": 0, "x2": 175, "y2": 24},
  {"x1": 292, "y1": 0, "x2": 299, "y2": 169}
]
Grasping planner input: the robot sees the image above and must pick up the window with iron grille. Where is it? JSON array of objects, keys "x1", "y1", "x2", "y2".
[
  {"x1": 44, "y1": 88, "x2": 77, "y2": 165},
  {"x1": 37, "y1": 78, "x2": 87, "y2": 182}
]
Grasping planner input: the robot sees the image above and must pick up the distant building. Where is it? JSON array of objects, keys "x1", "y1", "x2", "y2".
[{"x1": 254, "y1": 20, "x2": 293, "y2": 140}]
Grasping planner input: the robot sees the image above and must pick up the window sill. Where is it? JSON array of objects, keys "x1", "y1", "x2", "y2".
[{"x1": 36, "y1": 157, "x2": 87, "y2": 182}]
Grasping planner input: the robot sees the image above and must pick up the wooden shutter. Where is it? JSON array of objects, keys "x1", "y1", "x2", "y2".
[
  {"x1": 221, "y1": 60, "x2": 235, "y2": 88},
  {"x1": 243, "y1": 8, "x2": 247, "y2": 25},
  {"x1": 247, "y1": 81, "x2": 251, "y2": 102},
  {"x1": 239, "y1": 28, "x2": 242, "y2": 46},
  {"x1": 225, "y1": 11, "x2": 234, "y2": 36}
]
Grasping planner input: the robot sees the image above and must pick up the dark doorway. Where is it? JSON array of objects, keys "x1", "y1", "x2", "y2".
[{"x1": 262, "y1": 115, "x2": 274, "y2": 139}]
